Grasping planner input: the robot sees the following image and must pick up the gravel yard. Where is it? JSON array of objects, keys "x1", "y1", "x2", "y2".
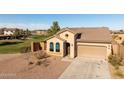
[{"x1": 0, "y1": 54, "x2": 70, "y2": 79}]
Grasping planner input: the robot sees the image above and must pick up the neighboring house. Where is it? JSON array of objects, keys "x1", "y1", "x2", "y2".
[
  {"x1": 31, "y1": 30, "x2": 48, "y2": 35},
  {"x1": 43, "y1": 27, "x2": 112, "y2": 59},
  {"x1": 3, "y1": 28, "x2": 20, "y2": 35},
  {"x1": 0, "y1": 28, "x2": 24, "y2": 39},
  {"x1": 4, "y1": 30, "x2": 15, "y2": 35},
  {"x1": 0, "y1": 28, "x2": 23, "y2": 36}
]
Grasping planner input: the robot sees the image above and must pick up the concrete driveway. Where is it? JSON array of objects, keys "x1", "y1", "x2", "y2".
[{"x1": 59, "y1": 57, "x2": 111, "y2": 79}]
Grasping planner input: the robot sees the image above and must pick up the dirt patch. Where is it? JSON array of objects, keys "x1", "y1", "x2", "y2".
[
  {"x1": 0, "y1": 54, "x2": 71, "y2": 79},
  {"x1": 0, "y1": 54, "x2": 21, "y2": 62}
]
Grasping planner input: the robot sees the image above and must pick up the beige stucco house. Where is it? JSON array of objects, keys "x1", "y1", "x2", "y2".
[{"x1": 44, "y1": 27, "x2": 112, "y2": 59}]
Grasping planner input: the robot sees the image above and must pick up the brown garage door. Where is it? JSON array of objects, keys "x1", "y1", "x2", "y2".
[{"x1": 77, "y1": 45, "x2": 107, "y2": 59}]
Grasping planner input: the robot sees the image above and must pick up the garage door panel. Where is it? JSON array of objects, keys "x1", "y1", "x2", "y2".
[{"x1": 77, "y1": 45, "x2": 107, "y2": 59}]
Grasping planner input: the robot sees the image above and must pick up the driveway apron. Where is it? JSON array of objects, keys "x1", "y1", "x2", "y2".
[{"x1": 59, "y1": 57, "x2": 111, "y2": 79}]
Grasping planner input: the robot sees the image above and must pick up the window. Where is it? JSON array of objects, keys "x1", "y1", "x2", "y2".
[
  {"x1": 76, "y1": 33, "x2": 81, "y2": 39},
  {"x1": 56, "y1": 42, "x2": 60, "y2": 52},
  {"x1": 50, "y1": 42, "x2": 54, "y2": 51},
  {"x1": 65, "y1": 34, "x2": 69, "y2": 38}
]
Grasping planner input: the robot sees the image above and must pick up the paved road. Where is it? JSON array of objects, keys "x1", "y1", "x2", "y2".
[{"x1": 59, "y1": 57, "x2": 111, "y2": 79}]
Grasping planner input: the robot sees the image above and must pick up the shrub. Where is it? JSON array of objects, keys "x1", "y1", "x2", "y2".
[
  {"x1": 119, "y1": 37, "x2": 122, "y2": 40},
  {"x1": 108, "y1": 54, "x2": 123, "y2": 69},
  {"x1": 34, "y1": 51, "x2": 49, "y2": 59},
  {"x1": 36, "y1": 60, "x2": 42, "y2": 66},
  {"x1": 112, "y1": 35, "x2": 118, "y2": 39},
  {"x1": 36, "y1": 59, "x2": 50, "y2": 67},
  {"x1": 34, "y1": 51, "x2": 50, "y2": 67},
  {"x1": 115, "y1": 70, "x2": 124, "y2": 78},
  {"x1": 20, "y1": 46, "x2": 31, "y2": 53},
  {"x1": 121, "y1": 40, "x2": 124, "y2": 46},
  {"x1": 28, "y1": 61, "x2": 34, "y2": 65}
]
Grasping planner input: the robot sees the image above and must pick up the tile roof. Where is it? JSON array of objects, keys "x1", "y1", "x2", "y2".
[
  {"x1": 46, "y1": 27, "x2": 112, "y2": 43},
  {"x1": 75, "y1": 28, "x2": 111, "y2": 43},
  {"x1": 63, "y1": 27, "x2": 111, "y2": 43}
]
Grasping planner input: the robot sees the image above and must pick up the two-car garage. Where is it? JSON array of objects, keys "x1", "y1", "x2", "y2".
[{"x1": 77, "y1": 44, "x2": 107, "y2": 59}]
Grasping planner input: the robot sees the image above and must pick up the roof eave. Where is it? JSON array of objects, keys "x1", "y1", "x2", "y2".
[{"x1": 77, "y1": 40, "x2": 111, "y2": 44}]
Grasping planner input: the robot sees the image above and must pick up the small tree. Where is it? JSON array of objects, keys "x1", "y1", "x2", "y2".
[
  {"x1": 13, "y1": 29, "x2": 20, "y2": 39},
  {"x1": 112, "y1": 35, "x2": 118, "y2": 39},
  {"x1": 34, "y1": 51, "x2": 50, "y2": 67},
  {"x1": 108, "y1": 54, "x2": 123, "y2": 69},
  {"x1": 19, "y1": 29, "x2": 31, "y2": 39},
  {"x1": 119, "y1": 37, "x2": 122, "y2": 40},
  {"x1": 26, "y1": 29, "x2": 31, "y2": 36},
  {"x1": 121, "y1": 40, "x2": 124, "y2": 46},
  {"x1": 48, "y1": 21, "x2": 60, "y2": 35}
]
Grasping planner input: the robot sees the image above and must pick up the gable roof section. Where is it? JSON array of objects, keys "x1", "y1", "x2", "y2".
[
  {"x1": 56, "y1": 28, "x2": 75, "y2": 35},
  {"x1": 45, "y1": 28, "x2": 75, "y2": 41},
  {"x1": 45, "y1": 35, "x2": 65, "y2": 41},
  {"x1": 68, "y1": 27, "x2": 111, "y2": 43}
]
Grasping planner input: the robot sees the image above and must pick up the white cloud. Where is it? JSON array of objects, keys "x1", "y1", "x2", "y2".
[{"x1": 0, "y1": 23, "x2": 50, "y2": 30}]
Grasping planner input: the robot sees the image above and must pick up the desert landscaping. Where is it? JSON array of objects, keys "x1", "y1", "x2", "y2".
[{"x1": 0, "y1": 53, "x2": 70, "y2": 79}]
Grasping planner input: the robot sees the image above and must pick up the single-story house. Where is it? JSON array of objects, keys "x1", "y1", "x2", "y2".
[
  {"x1": 0, "y1": 28, "x2": 23, "y2": 35},
  {"x1": 42, "y1": 27, "x2": 112, "y2": 59}
]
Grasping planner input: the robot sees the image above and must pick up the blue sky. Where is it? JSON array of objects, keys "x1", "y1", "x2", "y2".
[{"x1": 0, "y1": 14, "x2": 124, "y2": 30}]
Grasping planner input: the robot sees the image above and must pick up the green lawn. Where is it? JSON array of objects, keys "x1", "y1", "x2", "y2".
[
  {"x1": 0, "y1": 35, "x2": 48, "y2": 54},
  {"x1": 30, "y1": 35, "x2": 48, "y2": 42}
]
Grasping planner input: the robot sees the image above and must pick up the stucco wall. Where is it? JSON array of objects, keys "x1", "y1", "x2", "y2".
[
  {"x1": 112, "y1": 44, "x2": 124, "y2": 58},
  {"x1": 40, "y1": 42, "x2": 45, "y2": 50},
  {"x1": 119, "y1": 45, "x2": 124, "y2": 58},
  {"x1": 112, "y1": 43, "x2": 119, "y2": 55},
  {"x1": 46, "y1": 37, "x2": 64, "y2": 57},
  {"x1": 59, "y1": 31, "x2": 75, "y2": 58}
]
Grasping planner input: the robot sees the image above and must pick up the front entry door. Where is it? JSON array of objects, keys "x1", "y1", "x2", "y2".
[{"x1": 65, "y1": 43, "x2": 70, "y2": 56}]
